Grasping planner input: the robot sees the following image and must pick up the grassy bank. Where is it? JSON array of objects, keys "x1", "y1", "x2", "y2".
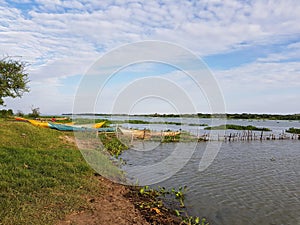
[
  {"x1": 0, "y1": 119, "x2": 104, "y2": 224},
  {"x1": 0, "y1": 118, "x2": 209, "y2": 224}
]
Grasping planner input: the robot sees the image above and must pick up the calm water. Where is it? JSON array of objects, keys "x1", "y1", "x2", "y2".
[
  {"x1": 121, "y1": 140, "x2": 300, "y2": 225},
  {"x1": 87, "y1": 115, "x2": 300, "y2": 135},
  {"x1": 77, "y1": 115, "x2": 300, "y2": 224}
]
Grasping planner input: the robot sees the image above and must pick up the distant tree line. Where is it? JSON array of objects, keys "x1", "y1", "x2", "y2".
[
  {"x1": 0, "y1": 107, "x2": 40, "y2": 118},
  {"x1": 62, "y1": 113, "x2": 300, "y2": 120}
]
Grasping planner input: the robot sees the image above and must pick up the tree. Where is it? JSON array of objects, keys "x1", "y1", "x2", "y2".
[
  {"x1": 0, "y1": 57, "x2": 29, "y2": 105},
  {"x1": 28, "y1": 106, "x2": 40, "y2": 118},
  {"x1": 0, "y1": 109, "x2": 13, "y2": 118}
]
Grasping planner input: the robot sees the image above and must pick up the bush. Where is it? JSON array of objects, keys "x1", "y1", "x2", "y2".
[{"x1": 0, "y1": 109, "x2": 13, "y2": 118}]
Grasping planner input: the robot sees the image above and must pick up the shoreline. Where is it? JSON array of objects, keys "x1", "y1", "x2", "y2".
[{"x1": 0, "y1": 118, "x2": 198, "y2": 225}]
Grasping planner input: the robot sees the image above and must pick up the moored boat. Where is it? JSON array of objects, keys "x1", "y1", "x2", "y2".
[
  {"x1": 118, "y1": 127, "x2": 180, "y2": 138},
  {"x1": 28, "y1": 119, "x2": 50, "y2": 128},
  {"x1": 48, "y1": 122, "x2": 115, "y2": 132},
  {"x1": 92, "y1": 121, "x2": 106, "y2": 129},
  {"x1": 48, "y1": 122, "x2": 93, "y2": 131}
]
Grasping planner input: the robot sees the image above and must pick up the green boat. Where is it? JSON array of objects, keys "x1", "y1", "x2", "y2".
[{"x1": 48, "y1": 123, "x2": 115, "y2": 132}]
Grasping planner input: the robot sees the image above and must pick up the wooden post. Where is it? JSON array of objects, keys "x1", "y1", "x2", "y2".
[{"x1": 116, "y1": 125, "x2": 118, "y2": 139}]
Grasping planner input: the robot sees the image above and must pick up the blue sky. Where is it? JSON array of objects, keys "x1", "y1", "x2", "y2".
[{"x1": 1, "y1": 0, "x2": 300, "y2": 114}]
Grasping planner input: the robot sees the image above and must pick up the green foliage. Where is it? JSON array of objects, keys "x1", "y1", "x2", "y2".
[
  {"x1": 188, "y1": 123, "x2": 208, "y2": 127},
  {"x1": 180, "y1": 215, "x2": 208, "y2": 225},
  {"x1": 204, "y1": 124, "x2": 271, "y2": 131},
  {"x1": 0, "y1": 57, "x2": 29, "y2": 105},
  {"x1": 111, "y1": 119, "x2": 183, "y2": 125},
  {"x1": 171, "y1": 186, "x2": 186, "y2": 207},
  {"x1": 0, "y1": 109, "x2": 13, "y2": 118},
  {"x1": 225, "y1": 113, "x2": 300, "y2": 120},
  {"x1": 98, "y1": 133, "x2": 128, "y2": 158},
  {"x1": 66, "y1": 113, "x2": 300, "y2": 120},
  {"x1": 137, "y1": 185, "x2": 208, "y2": 225},
  {"x1": 286, "y1": 127, "x2": 300, "y2": 134}
]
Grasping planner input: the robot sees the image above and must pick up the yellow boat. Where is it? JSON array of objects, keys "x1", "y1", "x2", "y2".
[
  {"x1": 92, "y1": 121, "x2": 105, "y2": 129},
  {"x1": 28, "y1": 119, "x2": 50, "y2": 128}
]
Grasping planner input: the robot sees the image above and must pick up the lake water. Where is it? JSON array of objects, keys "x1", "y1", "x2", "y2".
[
  {"x1": 121, "y1": 140, "x2": 300, "y2": 225},
  {"x1": 77, "y1": 115, "x2": 300, "y2": 224},
  {"x1": 86, "y1": 115, "x2": 300, "y2": 135}
]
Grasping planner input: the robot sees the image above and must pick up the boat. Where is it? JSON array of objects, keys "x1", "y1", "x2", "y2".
[
  {"x1": 36, "y1": 117, "x2": 69, "y2": 121},
  {"x1": 28, "y1": 119, "x2": 50, "y2": 128},
  {"x1": 15, "y1": 117, "x2": 28, "y2": 122},
  {"x1": 118, "y1": 127, "x2": 180, "y2": 139},
  {"x1": 48, "y1": 122, "x2": 93, "y2": 131},
  {"x1": 92, "y1": 121, "x2": 106, "y2": 129},
  {"x1": 15, "y1": 117, "x2": 113, "y2": 133},
  {"x1": 97, "y1": 127, "x2": 116, "y2": 132},
  {"x1": 48, "y1": 122, "x2": 115, "y2": 132},
  {"x1": 118, "y1": 127, "x2": 147, "y2": 138}
]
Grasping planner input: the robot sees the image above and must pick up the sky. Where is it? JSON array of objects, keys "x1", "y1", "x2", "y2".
[{"x1": 1, "y1": 0, "x2": 300, "y2": 115}]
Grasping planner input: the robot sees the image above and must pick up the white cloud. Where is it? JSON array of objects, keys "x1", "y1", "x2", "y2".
[
  {"x1": 214, "y1": 59, "x2": 300, "y2": 113},
  {"x1": 0, "y1": 0, "x2": 300, "y2": 113}
]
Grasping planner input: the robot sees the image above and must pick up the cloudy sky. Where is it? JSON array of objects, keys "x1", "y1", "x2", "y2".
[{"x1": 1, "y1": 0, "x2": 299, "y2": 115}]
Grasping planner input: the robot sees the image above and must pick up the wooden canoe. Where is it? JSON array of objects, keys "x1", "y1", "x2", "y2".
[{"x1": 118, "y1": 127, "x2": 180, "y2": 139}]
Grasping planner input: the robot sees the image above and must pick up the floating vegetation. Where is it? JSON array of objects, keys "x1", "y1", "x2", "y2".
[
  {"x1": 98, "y1": 133, "x2": 128, "y2": 158},
  {"x1": 71, "y1": 118, "x2": 110, "y2": 126},
  {"x1": 204, "y1": 124, "x2": 271, "y2": 131},
  {"x1": 127, "y1": 185, "x2": 209, "y2": 225},
  {"x1": 286, "y1": 127, "x2": 300, "y2": 134},
  {"x1": 188, "y1": 123, "x2": 208, "y2": 127},
  {"x1": 111, "y1": 119, "x2": 182, "y2": 125}
]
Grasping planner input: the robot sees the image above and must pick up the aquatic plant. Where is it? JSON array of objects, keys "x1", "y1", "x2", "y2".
[
  {"x1": 188, "y1": 123, "x2": 209, "y2": 127},
  {"x1": 204, "y1": 124, "x2": 271, "y2": 131},
  {"x1": 98, "y1": 133, "x2": 128, "y2": 158},
  {"x1": 171, "y1": 186, "x2": 186, "y2": 207},
  {"x1": 286, "y1": 127, "x2": 300, "y2": 134},
  {"x1": 136, "y1": 185, "x2": 208, "y2": 225}
]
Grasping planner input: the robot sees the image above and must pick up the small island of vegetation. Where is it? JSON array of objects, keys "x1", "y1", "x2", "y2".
[
  {"x1": 204, "y1": 124, "x2": 271, "y2": 131},
  {"x1": 286, "y1": 127, "x2": 300, "y2": 134}
]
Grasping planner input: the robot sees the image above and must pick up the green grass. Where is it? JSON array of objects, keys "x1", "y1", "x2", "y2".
[
  {"x1": 204, "y1": 124, "x2": 271, "y2": 131},
  {"x1": 0, "y1": 119, "x2": 105, "y2": 225}
]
